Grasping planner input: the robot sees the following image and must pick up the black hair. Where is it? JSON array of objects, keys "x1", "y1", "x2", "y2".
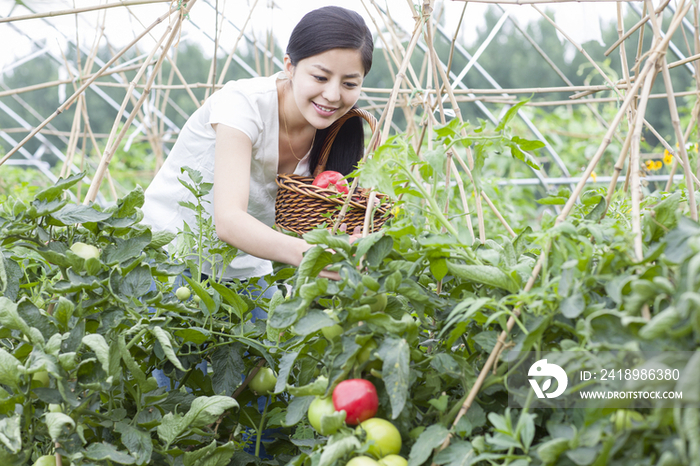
[{"x1": 287, "y1": 6, "x2": 374, "y2": 176}]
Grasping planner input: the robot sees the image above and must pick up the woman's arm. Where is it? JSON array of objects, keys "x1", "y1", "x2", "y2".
[{"x1": 212, "y1": 123, "x2": 312, "y2": 268}]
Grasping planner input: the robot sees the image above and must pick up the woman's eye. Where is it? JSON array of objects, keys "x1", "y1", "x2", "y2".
[
  {"x1": 345, "y1": 82, "x2": 359, "y2": 89},
  {"x1": 313, "y1": 75, "x2": 327, "y2": 82}
]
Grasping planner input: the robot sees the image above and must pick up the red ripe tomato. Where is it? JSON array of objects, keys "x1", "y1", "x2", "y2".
[
  {"x1": 332, "y1": 379, "x2": 378, "y2": 425},
  {"x1": 312, "y1": 170, "x2": 349, "y2": 194}
]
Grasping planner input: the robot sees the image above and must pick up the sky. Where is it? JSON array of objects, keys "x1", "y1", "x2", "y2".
[{"x1": 0, "y1": 0, "x2": 623, "y2": 74}]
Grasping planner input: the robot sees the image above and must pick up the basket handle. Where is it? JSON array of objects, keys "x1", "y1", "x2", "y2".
[{"x1": 314, "y1": 107, "x2": 378, "y2": 176}]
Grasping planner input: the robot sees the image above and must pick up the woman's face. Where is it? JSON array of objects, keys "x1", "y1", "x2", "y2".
[{"x1": 285, "y1": 48, "x2": 364, "y2": 130}]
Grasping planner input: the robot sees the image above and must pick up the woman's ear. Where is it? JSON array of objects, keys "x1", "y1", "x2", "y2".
[{"x1": 283, "y1": 55, "x2": 294, "y2": 79}]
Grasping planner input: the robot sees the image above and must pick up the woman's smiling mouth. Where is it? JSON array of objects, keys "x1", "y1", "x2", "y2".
[{"x1": 313, "y1": 102, "x2": 338, "y2": 115}]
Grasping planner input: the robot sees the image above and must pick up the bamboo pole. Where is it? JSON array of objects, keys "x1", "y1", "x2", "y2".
[
  {"x1": 438, "y1": 2, "x2": 692, "y2": 452},
  {"x1": 0, "y1": 5, "x2": 179, "y2": 168},
  {"x1": 84, "y1": 1, "x2": 197, "y2": 203},
  {"x1": 217, "y1": 0, "x2": 259, "y2": 85},
  {"x1": 605, "y1": 0, "x2": 672, "y2": 56},
  {"x1": 379, "y1": 11, "x2": 426, "y2": 143},
  {"x1": 0, "y1": 0, "x2": 171, "y2": 24}
]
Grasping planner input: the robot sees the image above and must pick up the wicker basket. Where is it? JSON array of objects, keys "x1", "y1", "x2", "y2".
[{"x1": 275, "y1": 108, "x2": 389, "y2": 236}]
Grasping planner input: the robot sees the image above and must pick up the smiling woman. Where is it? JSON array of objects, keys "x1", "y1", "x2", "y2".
[{"x1": 140, "y1": 6, "x2": 374, "y2": 281}]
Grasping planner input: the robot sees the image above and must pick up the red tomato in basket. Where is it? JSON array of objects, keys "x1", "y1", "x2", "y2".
[{"x1": 312, "y1": 170, "x2": 349, "y2": 194}]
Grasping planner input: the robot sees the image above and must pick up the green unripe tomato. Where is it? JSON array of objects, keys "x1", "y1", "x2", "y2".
[
  {"x1": 193, "y1": 294, "x2": 202, "y2": 303},
  {"x1": 378, "y1": 455, "x2": 408, "y2": 466},
  {"x1": 358, "y1": 418, "x2": 402, "y2": 458},
  {"x1": 33, "y1": 455, "x2": 57, "y2": 466},
  {"x1": 70, "y1": 242, "x2": 100, "y2": 260},
  {"x1": 32, "y1": 371, "x2": 50, "y2": 388},
  {"x1": 307, "y1": 396, "x2": 339, "y2": 435},
  {"x1": 249, "y1": 367, "x2": 277, "y2": 395},
  {"x1": 321, "y1": 324, "x2": 343, "y2": 340},
  {"x1": 347, "y1": 457, "x2": 381, "y2": 466},
  {"x1": 175, "y1": 287, "x2": 191, "y2": 301}
]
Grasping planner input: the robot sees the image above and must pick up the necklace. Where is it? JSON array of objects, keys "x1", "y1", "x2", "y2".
[{"x1": 281, "y1": 86, "x2": 316, "y2": 161}]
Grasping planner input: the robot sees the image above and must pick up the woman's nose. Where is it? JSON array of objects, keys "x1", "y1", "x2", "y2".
[{"x1": 322, "y1": 84, "x2": 341, "y2": 103}]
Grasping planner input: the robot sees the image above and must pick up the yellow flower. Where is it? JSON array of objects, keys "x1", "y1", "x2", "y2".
[
  {"x1": 645, "y1": 160, "x2": 655, "y2": 170},
  {"x1": 591, "y1": 171, "x2": 597, "y2": 182},
  {"x1": 663, "y1": 150, "x2": 673, "y2": 165},
  {"x1": 654, "y1": 161, "x2": 663, "y2": 170}
]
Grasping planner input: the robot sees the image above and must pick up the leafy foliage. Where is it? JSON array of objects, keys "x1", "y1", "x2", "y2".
[{"x1": 1, "y1": 117, "x2": 700, "y2": 466}]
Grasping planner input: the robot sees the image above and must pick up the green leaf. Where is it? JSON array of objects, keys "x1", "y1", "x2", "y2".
[
  {"x1": 268, "y1": 298, "x2": 304, "y2": 329},
  {"x1": 446, "y1": 261, "x2": 519, "y2": 293},
  {"x1": 408, "y1": 424, "x2": 450, "y2": 466},
  {"x1": 186, "y1": 395, "x2": 239, "y2": 427},
  {"x1": 495, "y1": 100, "x2": 528, "y2": 132},
  {"x1": 274, "y1": 350, "x2": 300, "y2": 394},
  {"x1": 34, "y1": 172, "x2": 84, "y2": 202},
  {"x1": 151, "y1": 327, "x2": 186, "y2": 371},
  {"x1": 366, "y1": 235, "x2": 394, "y2": 267},
  {"x1": 304, "y1": 229, "x2": 352, "y2": 253},
  {"x1": 566, "y1": 446, "x2": 599, "y2": 466},
  {"x1": 561, "y1": 292, "x2": 586, "y2": 319},
  {"x1": 320, "y1": 410, "x2": 347, "y2": 436},
  {"x1": 81, "y1": 334, "x2": 111, "y2": 375},
  {"x1": 585, "y1": 196, "x2": 607, "y2": 222},
  {"x1": 117, "y1": 336, "x2": 152, "y2": 390},
  {"x1": 293, "y1": 310, "x2": 338, "y2": 336},
  {"x1": 183, "y1": 275, "x2": 217, "y2": 315},
  {"x1": 434, "y1": 440, "x2": 474, "y2": 466},
  {"x1": 319, "y1": 434, "x2": 362, "y2": 466},
  {"x1": 537, "y1": 438, "x2": 570, "y2": 463},
  {"x1": 297, "y1": 247, "x2": 334, "y2": 286},
  {"x1": 211, "y1": 345, "x2": 244, "y2": 396},
  {"x1": 210, "y1": 281, "x2": 248, "y2": 319},
  {"x1": 284, "y1": 396, "x2": 315, "y2": 426},
  {"x1": 114, "y1": 422, "x2": 153, "y2": 465},
  {"x1": 184, "y1": 440, "x2": 237, "y2": 466},
  {"x1": 518, "y1": 412, "x2": 536, "y2": 451},
  {"x1": 379, "y1": 338, "x2": 410, "y2": 419},
  {"x1": 158, "y1": 396, "x2": 238, "y2": 446},
  {"x1": 355, "y1": 232, "x2": 386, "y2": 259},
  {"x1": 0, "y1": 298, "x2": 31, "y2": 338},
  {"x1": 512, "y1": 135, "x2": 545, "y2": 151},
  {"x1": 50, "y1": 204, "x2": 112, "y2": 225},
  {"x1": 0, "y1": 415, "x2": 21, "y2": 453},
  {"x1": 84, "y1": 442, "x2": 137, "y2": 464},
  {"x1": 150, "y1": 230, "x2": 176, "y2": 249},
  {"x1": 287, "y1": 377, "x2": 329, "y2": 397},
  {"x1": 429, "y1": 257, "x2": 448, "y2": 281},
  {"x1": 44, "y1": 412, "x2": 75, "y2": 442},
  {"x1": 102, "y1": 232, "x2": 152, "y2": 265},
  {"x1": 115, "y1": 265, "x2": 152, "y2": 299},
  {"x1": 175, "y1": 327, "x2": 211, "y2": 345},
  {"x1": 428, "y1": 394, "x2": 449, "y2": 413}
]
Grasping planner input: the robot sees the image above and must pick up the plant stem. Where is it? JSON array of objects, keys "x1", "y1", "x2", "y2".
[{"x1": 255, "y1": 396, "x2": 270, "y2": 458}]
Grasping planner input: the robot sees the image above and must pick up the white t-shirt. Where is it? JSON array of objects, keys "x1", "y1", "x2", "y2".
[{"x1": 142, "y1": 72, "x2": 310, "y2": 279}]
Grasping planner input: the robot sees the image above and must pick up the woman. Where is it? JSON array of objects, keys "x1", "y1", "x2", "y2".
[{"x1": 142, "y1": 6, "x2": 373, "y2": 281}]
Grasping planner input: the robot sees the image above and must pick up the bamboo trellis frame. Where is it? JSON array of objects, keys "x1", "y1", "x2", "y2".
[{"x1": 1, "y1": 0, "x2": 700, "y2": 442}]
